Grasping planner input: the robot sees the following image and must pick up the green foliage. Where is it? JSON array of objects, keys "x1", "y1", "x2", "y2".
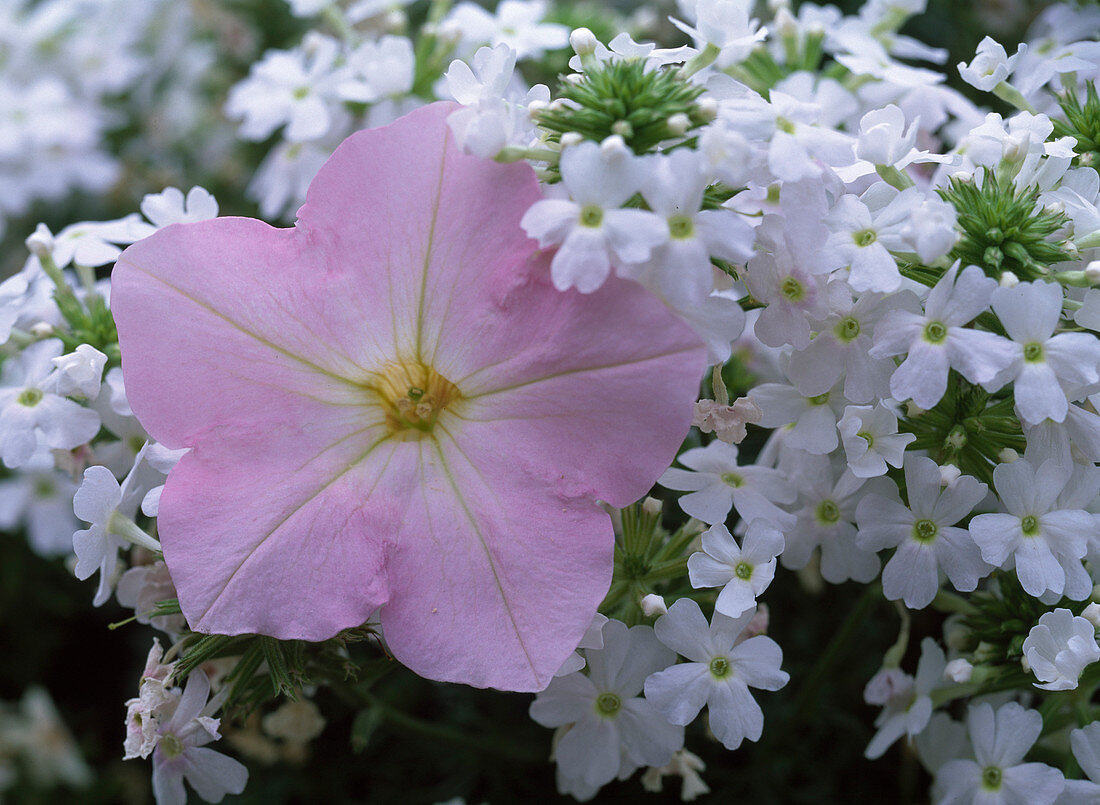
[
  {"x1": 939, "y1": 172, "x2": 1073, "y2": 282},
  {"x1": 536, "y1": 59, "x2": 710, "y2": 156},
  {"x1": 1053, "y1": 82, "x2": 1100, "y2": 168}
]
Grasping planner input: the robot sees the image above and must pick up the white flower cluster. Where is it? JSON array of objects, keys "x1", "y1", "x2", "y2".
[
  {"x1": 428, "y1": 0, "x2": 1100, "y2": 800},
  {"x1": 0, "y1": 0, "x2": 217, "y2": 241},
  {"x1": 226, "y1": 0, "x2": 567, "y2": 219}
]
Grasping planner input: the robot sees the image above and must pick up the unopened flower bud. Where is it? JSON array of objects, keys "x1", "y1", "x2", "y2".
[
  {"x1": 1086, "y1": 260, "x2": 1100, "y2": 285},
  {"x1": 641, "y1": 593, "x2": 668, "y2": 617},
  {"x1": 667, "y1": 113, "x2": 691, "y2": 136},
  {"x1": 527, "y1": 99, "x2": 548, "y2": 117},
  {"x1": 999, "y1": 270, "x2": 1019, "y2": 287},
  {"x1": 1020, "y1": 653, "x2": 1031, "y2": 674},
  {"x1": 944, "y1": 658, "x2": 973, "y2": 683},
  {"x1": 563, "y1": 72, "x2": 584, "y2": 85},
  {"x1": 696, "y1": 98, "x2": 718, "y2": 121},
  {"x1": 30, "y1": 322, "x2": 55, "y2": 338},
  {"x1": 560, "y1": 131, "x2": 583, "y2": 148},
  {"x1": 939, "y1": 463, "x2": 961, "y2": 486},
  {"x1": 641, "y1": 496, "x2": 662, "y2": 517},
  {"x1": 1082, "y1": 602, "x2": 1100, "y2": 629},
  {"x1": 611, "y1": 120, "x2": 634, "y2": 138},
  {"x1": 25, "y1": 223, "x2": 54, "y2": 259},
  {"x1": 905, "y1": 401, "x2": 926, "y2": 417},
  {"x1": 383, "y1": 9, "x2": 406, "y2": 31},
  {"x1": 775, "y1": 8, "x2": 798, "y2": 36},
  {"x1": 600, "y1": 134, "x2": 629, "y2": 158},
  {"x1": 569, "y1": 27, "x2": 598, "y2": 56},
  {"x1": 998, "y1": 447, "x2": 1019, "y2": 463}
]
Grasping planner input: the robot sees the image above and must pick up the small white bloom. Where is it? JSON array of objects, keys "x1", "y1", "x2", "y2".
[
  {"x1": 51, "y1": 344, "x2": 107, "y2": 399},
  {"x1": 958, "y1": 37, "x2": 1026, "y2": 91},
  {"x1": 140, "y1": 187, "x2": 219, "y2": 229},
  {"x1": 837, "y1": 403, "x2": 915, "y2": 478},
  {"x1": 645, "y1": 598, "x2": 788, "y2": 750},
  {"x1": 1021, "y1": 608, "x2": 1100, "y2": 691},
  {"x1": 864, "y1": 638, "x2": 945, "y2": 759},
  {"x1": 688, "y1": 520, "x2": 784, "y2": 618},
  {"x1": 935, "y1": 702, "x2": 1064, "y2": 805},
  {"x1": 944, "y1": 658, "x2": 973, "y2": 683}
]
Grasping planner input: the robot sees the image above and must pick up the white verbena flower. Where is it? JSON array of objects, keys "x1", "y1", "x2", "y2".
[
  {"x1": 644, "y1": 598, "x2": 788, "y2": 751},
  {"x1": 935, "y1": 702, "x2": 1064, "y2": 805},
  {"x1": 1021, "y1": 608, "x2": 1100, "y2": 691},
  {"x1": 688, "y1": 520, "x2": 784, "y2": 619}
]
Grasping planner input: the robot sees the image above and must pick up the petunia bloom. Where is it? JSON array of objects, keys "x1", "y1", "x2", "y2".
[{"x1": 110, "y1": 102, "x2": 704, "y2": 692}]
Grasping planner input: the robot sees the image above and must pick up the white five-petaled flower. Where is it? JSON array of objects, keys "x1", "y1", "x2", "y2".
[
  {"x1": 837, "y1": 403, "x2": 915, "y2": 478},
  {"x1": 969, "y1": 458, "x2": 1096, "y2": 600},
  {"x1": 1021, "y1": 608, "x2": 1100, "y2": 691},
  {"x1": 935, "y1": 702, "x2": 1064, "y2": 805},
  {"x1": 529, "y1": 620, "x2": 683, "y2": 793},
  {"x1": 644, "y1": 598, "x2": 788, "y2": 751},
  {"x1": 957, "y1": 36, "x2": 1026, "y2": 92},
  {"x1": 0, "y1": 339, "x2": 100, "y2": 468},
  {"x1": 688, "y1": 520, "x2": 784, "y2": 619},
  {"x1": 521, "y1": 138, "x2": 668, "y2": 293},
  {"x1": 855, "y1": 455, "x2": 991, "y2": 609},
  {"x1": 870, "y1": 264, "x2": 1017, "y2": 410},
  {"x1": 658, "y1": 440, "x2": 796, "y2": 529},
  {"x1": 989, "y1": 279, "x2": 1100, "y2": 425}
]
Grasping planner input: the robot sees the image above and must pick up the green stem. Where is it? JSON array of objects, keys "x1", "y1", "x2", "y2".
[
  {"x1": 876, "y1": 164, "x2": 915, "y2": 191},
  {"x1": 993, "y1": 81, "x2": 1037, "y2": 114},
  {"x1": 108, "y1": 511, "x2": 162, "y2": 553},
  {"x1": 679, "y1": 43, "x2": 720, "y2": 80}
]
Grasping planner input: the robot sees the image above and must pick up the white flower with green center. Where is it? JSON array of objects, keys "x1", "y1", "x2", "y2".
[
  {"x1": 837, "y1": 403, "x2": 915, "y2": 478},
  {"x1": 521, "y1": 138, "x2": 669, "y2": 293},
  {"x1": 783, "y1": 452, "x2": 886, "y2": 584},
  {"x1": 969, "y1": 458, "x2": 1095, "y2": 600},
  {"x1": 659, "y1": 440, "x2": 796, "y2": 528},
  {"x1": 688, "y1": 520, "x2": 784, "y2": 618},
  {"x1": 935, "y1": 702, "x2": 1064, "y2": 805},
  {"x1": 870, "y1": 264, "x2": 1017, "y2": 410},
  {"x1": 0, "y1": 339, "x2": 100, "y2": 468},
  {"x1": 855, "y1": 455, "x2": 991, "y2": 609},
  {"x1": 623, "y1": 148, "x2": 754, "y2": 310},
  {"x1": 644, "y1": 598, "x2": 788, "y2": 751},
  {"x1": 529, "y1": 621, "x2": 682, "y2": 794},
  {"x1": 787, "y1": 284, "x2": 920, "y2": 404},
  {"x1": 990, "y1": 279, "x2": 1100, "y2": 426},
  {"x1": 749, "y1": 381, "x2": 844, "y2": 455}
]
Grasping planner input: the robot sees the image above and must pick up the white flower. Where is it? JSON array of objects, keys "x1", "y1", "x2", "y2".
[
  {"x1": 626, "y1": 149, "x2": 754, "y2": 309},
  {"x1": 787, "y1": 286, "x2": 919, "y2": 404},
  {"x1": 0, "y1": 451, "x2": 78, "y2": 557},
  {"x1": 149, "y1": 672, "x2": 249, "y2": 805},
  {"x1": 935, "y1": 702, "x2": 1064, "y2": 805},
  {"x1": 856, "y1": 104, "x2": 920, "y2": 167},
  {"x1": 782, "y1": 452, "x2": 884, "y2": 584},
  {"x1": 445, "y1": 0, "x2": 569, "y2": 60},
  {"x1": 0, "y1": 339, "x2": 100, "y2": 468},
  {"x1": 671, "y1": 0, "x2": 767, "y2": 69},
  {"x1": 990, "y1": 280, "x2": 1100, "y2": 425},
  {"x1": 72, "y1": 445, "x2": 167, "y2": 605},
  {"x1": 837, "y1": 403, "x2": 915, "y2": 478},
  {"x1": 529, "y1": 621, "x2": 683, "y2": 793},
  {"x1": 688, "y1": 520, "x2": 783, "y2": 618},
  {"x1": 521, "y1": 138, "x2": 668, "y2": 293},
  {"x1": 339, "y1": 36, "x2": 414, "y2": 103},
  {"x1": 870, "y1": 264, "x2": 1017, "y2": 409},
  {"x1": 958, "y1": 36, "x2": 1026, "y2": 92},
  {"x1": 856, "y1": 455, "x2": 991, "y2": 609},
  {"x1": 864, "y1": 638, "x2": 945, "y2": 759},
  {"x1": 644, "y1": 598, "x2": 788, "y2": 750},
  {"x1": 1021, "y1": 608, "x2": 1100, "y2": 691},
  {"x1": 51, "y1": 344, "x2": 107, "y2": 399},
  {"x1": 658, "y1": 440, "x2": 796, "y2": 528},
  {"x1": 224, "y1": 33, "x2": 348, "y2": 143},
  {"x1": 140, "y1": 187, "x2": 219, "y2": 229},
  {"x1": 1062, "y1": 722, "x2": 1100, "y2": 803},
  {"x1": 969, "y1": 458, "x2": 1095, "y2": 600}
]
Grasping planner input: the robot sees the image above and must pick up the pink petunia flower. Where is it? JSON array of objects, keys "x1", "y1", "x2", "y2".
[{"x1": 110, "y1": 102, "x2": 704, "y2": 692}]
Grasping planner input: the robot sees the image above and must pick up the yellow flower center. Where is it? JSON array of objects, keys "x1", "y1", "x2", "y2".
[{"x1": 372, "y1": 360, "x2": 462, "y2": 439}]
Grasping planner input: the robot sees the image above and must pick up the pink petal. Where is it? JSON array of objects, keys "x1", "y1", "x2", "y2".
[{"x1": 111, "y1": 102, "x2": 704, "y2": 692}]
